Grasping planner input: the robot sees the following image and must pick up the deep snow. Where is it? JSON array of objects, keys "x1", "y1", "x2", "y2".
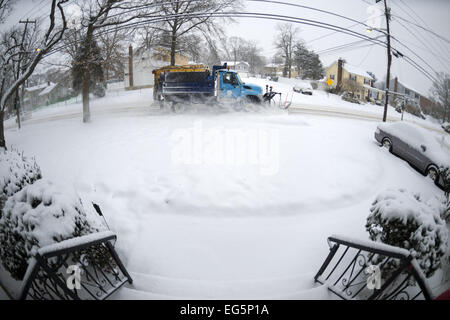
[{"x1": 1, "y1": 84, "x2": 449, "y2": 299}]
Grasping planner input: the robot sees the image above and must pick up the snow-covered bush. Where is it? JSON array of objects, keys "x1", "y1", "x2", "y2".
[
  {"x1": 366, "y1": 189, "x2": 448, "y2": 278},
  {"x1": 0, "y1": 179, "x2": 102, "y2": 280},
  {"x1": 0, "y1": 147, "x2": 41, "y2": 211}
]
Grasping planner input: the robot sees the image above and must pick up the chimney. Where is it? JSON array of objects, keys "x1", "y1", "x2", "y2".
[
  {"x1": 337, "y1": 58, "x2": 343, "y2": 91},
  {"x1": 393, "y1": 76, "x2": 398, "y2": 105},
  {"x1": 128, "y1": 45, "x2": 134, "y2": 89}
]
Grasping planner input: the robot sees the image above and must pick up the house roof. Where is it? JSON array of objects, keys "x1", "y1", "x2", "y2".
[
  {"x1": 25, "y1": 83, "x2": 48, "y2": 92},
  {"x1": 38, "y1": 83, "x2": 57, "y2": 96},
  {"x1": 344, "y1": 64, "x2": 373, "y2": 79},
  {"x1": 265, "y1": 63, "x2": 282, "y2": 68},
  {"x1": 326, "y1": 61, "x2": 374, "y2": 79},
  {"x1": 395, "y1": 80, "x2": 425, "y2": 97},
  {"x1": 221, "y1": 61, "x2": 249, "y2": 67}
]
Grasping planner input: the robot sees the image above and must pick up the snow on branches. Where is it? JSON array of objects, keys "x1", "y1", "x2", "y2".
[{"x1": 366, "y1": 189, "x2": 448, "y2": 278}]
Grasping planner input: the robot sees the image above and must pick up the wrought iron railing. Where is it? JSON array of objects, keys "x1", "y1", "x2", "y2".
[
  {"x1": 314, "y1": 235, "x2": 433, "y2": 300},
  {"x1": 19, "y1": 231, "x2": 132, "y2": 300}
]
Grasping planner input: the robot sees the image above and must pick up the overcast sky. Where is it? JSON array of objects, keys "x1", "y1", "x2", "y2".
[
  {"x1": 4, "y1": 0, "x2": 450, "y2": 97},
  {"x1": 227, "y1": 0, "x2": 450, "y2": 96}
]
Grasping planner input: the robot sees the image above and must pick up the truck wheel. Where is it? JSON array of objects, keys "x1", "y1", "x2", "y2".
[
  {"x1": 172, "y1": 103, "x2": 186, "y2": 113},
  {"x1": 233, "y1": 101, "x2": 245, "y2": 112}
]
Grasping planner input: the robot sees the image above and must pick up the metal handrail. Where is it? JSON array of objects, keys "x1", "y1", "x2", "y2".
[
  {"x1": 19, "y1": 231, "x2": 132, "y2": 300},
  {"x1": 314, "y1": 235, "x2": 433, "y2": 300}
]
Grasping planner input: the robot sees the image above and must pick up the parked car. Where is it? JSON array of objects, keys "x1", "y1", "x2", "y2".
[
  {"x1": 374, "y1": 121, "x2": 450, "y2": 190},
  {"x1": 293, "y1": 82, "x2": 313, "y2": 95},
  {"x1": 441, "y1": 122, "x2": 450, "y2": 133}
]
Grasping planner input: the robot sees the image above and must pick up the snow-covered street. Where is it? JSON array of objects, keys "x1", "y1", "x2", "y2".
[{"x1": 3, "y1": 87, "x2": 448, "y2": 299}]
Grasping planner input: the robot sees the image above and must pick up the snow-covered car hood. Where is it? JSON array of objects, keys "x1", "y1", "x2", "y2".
[{"x1": 379, "y1": 122, "x2": 450, "y2": 167}]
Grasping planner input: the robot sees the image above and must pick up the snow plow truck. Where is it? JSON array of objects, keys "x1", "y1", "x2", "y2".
[{"x1": 152, "y1": 63, "x2": 264, "y2": 112}]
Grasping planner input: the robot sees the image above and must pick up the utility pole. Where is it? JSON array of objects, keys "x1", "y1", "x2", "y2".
[
  {"x1": 381, "y1": 0, "x2": 392, "y2": 122},
  {"x1": 15, "y1": 19, "x2": 36, "y2": 129}
]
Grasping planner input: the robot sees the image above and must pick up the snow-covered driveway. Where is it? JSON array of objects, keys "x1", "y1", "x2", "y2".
[{"x1": 4, "y1": 103, "x2": 445, "y2": 299}]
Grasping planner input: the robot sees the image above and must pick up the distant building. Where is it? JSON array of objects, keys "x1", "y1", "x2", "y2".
[
  {"x1": 221, "y1": 61, "x2": 250, "y2": 76},
  {"x1": 325, "y1": 59, "x2": 384, "y2": 101},
  {"x1": 124, "y1": 46, "x2": 191, "y2": 90},
  {"x1": 388, "y1": 77, "x2": 422, "y2": 107},
  {"x1": 264, "y1": 63, "x2": 299, "y2": 78},
  {"x1": 24, "y1": 81, "x2": 71, "y2": 109}
]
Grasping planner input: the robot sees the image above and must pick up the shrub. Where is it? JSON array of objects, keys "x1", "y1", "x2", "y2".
[
  {"x1": 0, "y1": 179, "x2": 102, "y2": 280},
  {"x1": 0, "y1": 147, "x2": 41, "y2": 211},
  {"x1": 366, "y1": 189, "x2": 448, "y2": 278}
]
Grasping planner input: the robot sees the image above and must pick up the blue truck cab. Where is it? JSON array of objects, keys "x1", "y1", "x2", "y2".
[
  {"x1": 158, "y1": 63, "x2": 263, "y2": 106},
  {"x1": 217, "y1": 68, "x2": 263, "y2": 103}
]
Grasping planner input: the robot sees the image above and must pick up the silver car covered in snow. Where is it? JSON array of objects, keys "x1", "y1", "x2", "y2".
[{"x1": 374, "y1": 121, "x2": 450, "y2": 189}]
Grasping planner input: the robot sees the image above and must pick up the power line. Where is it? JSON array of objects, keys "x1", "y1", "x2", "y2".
[
  {"x1": 392, "y1": 14, "x2": 450, "y2": 45},
  {"x1": 34, "y1": 5, "x2": 437, "y2": 90},
  {"x1": 392, "y1": 18, "x2": 446, "y2": 75},
  {"x1": 391, "y1": 0, "x2": 450, "y2": 60},
  {"x1": 357, "y1": 44, "x2": 375, "y2": 67}
]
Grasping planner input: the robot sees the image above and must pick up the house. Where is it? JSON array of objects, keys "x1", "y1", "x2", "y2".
[
  {"x1": 221, "y1": 61, "x2": 250, "y2": 77},
  {"x1": 124, "y1": 46, "x2": 191, "y2": 90},
  {"x1": 264, "y1": 63, "x2": 299, "y2": 78},
  {"x1": 388, "y1": 77, "x2": 422, "y2": 107},
  {"x1": 23, "y1": 81, "x2": 70, "y2": 109},
  {"x1": 325, "y1": 59, "x2": 382, "y2": 101}
]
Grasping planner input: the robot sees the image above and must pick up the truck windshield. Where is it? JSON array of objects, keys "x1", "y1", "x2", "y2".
[{"x1": 235, "y1": 73, "x2": 242, "y2": 85}]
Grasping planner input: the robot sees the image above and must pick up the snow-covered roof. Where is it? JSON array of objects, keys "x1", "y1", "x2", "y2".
[
  {"x1": 265, "y1": 63, "x2": 281, "y2": 68},
  {"x1": 397, "y1": 80, "x2": 425, "y2": 98},
  {"x1": 25, "y1": 83, "x2": 48, "y2": 92},
  {"x1": 221, "y1": 61, "x2": 249, "y2": 67},
  {"x1": 344, "y1": 64, "x2": 372, "y2": 79},
  {"x1": 38, "y1": 83, "x2": 57, "y2": 96}
]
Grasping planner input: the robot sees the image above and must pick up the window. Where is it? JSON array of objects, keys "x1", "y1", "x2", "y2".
[
  {"x1": 223, "y1": 72, "x2": 238, "y2": 85},
  {"x1": 330, "y1": 74, "x2": 335, "y2": 80},
  {"x1": 405, "y1": 88, "x2": 410, "y2": 95},
  {"x1": 415, "y1": 93, "x2": 420, "y2": 99},
  {"x1": 364, "y1": 78, "x2": 370, "y2": 85},
  {"x1": 349, "y1": 74, "x2": 356, "y2": 81}
]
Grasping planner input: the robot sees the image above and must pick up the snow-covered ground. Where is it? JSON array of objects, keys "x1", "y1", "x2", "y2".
[
  {"x1": 1, "y1": 85, "x2": 449, "y2": 299},
  {"x1": 243, "y1": 77, "x2": 445, "y2": 133}
]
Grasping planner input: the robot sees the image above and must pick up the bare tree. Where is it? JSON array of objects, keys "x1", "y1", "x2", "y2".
[
  {"x1": 0, "y1": 0, "x2": 15, "y2": 23},
  {"x1": 97, "y1": 23, "x2": 131, "y2": 82},
  {"x1": 431, "y1": 72, "x2": 450, "y2": 123},
  {"x1": 154, "y1": 0, "x2": 239, "y2": 66},
  {"x1": 274, "y1": 23, "x2": 299, "y2": 78},
  {"x1": 224, "y1": 36, "x2": 244, "y2": 66},
  {"x1": 0, "y1": 0, "x2": 68, "y2": 149},
  {"x1": 241, "y1": 40, "x2": 266, "y2": 75},
  {"x1": 72, "y1": 0, "x2": 156, "y2": 123}
]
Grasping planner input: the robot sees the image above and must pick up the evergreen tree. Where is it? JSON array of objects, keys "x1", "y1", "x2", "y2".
[
  {"x1": 293, "y1": 42, "x2": 324, "y2": 80},
  {"x1": 72, "y1": 36, "x2": 105, "y2": 97}
]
